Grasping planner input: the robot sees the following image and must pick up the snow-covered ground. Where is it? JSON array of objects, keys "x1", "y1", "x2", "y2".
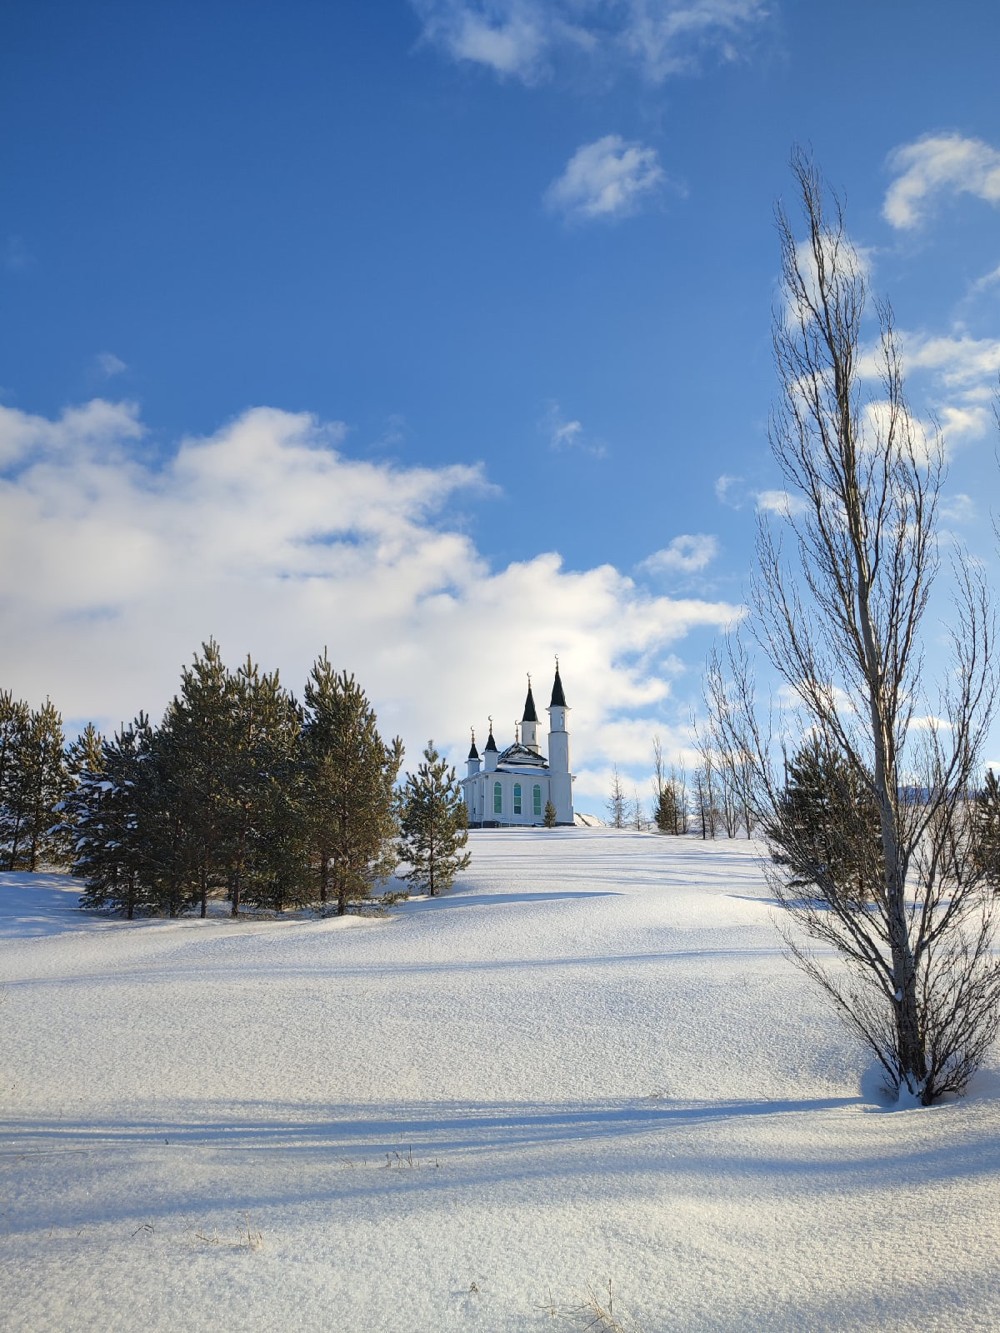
[{"x1": 2, "y1": 829, "x2": 999, "y2": 1332}]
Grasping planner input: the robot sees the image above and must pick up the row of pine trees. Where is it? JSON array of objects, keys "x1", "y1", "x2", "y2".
[{"x1": 1, "y1": 642, "x2": 470, "y2": 918}]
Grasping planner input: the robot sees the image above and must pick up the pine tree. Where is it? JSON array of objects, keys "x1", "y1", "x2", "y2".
[
  {"x1": 767, "y1": 737, "x2": 882, "y2": 908},
  {"x1": 399, "y1": 742, "x2": 471, "y2": 896},
  {"x1": 971, "y1": 769, "x2": 1000, "y2": 891},
  {"x1": 72, "y1": 715, "x2": 157, "y2": 918},
  {"x1": 157, "y1": 640, "x2": 238, "y2": 917},
  {"x1": 56, "y1": 722, "x2": 105, "y2": 864},
  {"x1": 653, "y1": 783, "x2": 684, "y2": 834},
  {"x1": 0, "y1": 692, "x2": 31, "y2": 870},
  {"x1": 232, "y1": 664, "x2": 312, "y2": 913},
  {"x1": 543, "y1": 799, "x2": 557, "y2": 828},
  {"x1": 301, "y1": 654, "x2": 403, "y2": 914},
  {"x1": 1, "y1": 700, "x2": 69, "y2": 870}
]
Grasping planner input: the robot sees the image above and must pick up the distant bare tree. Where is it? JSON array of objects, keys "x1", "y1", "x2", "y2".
[
  {"x1": 691, "y1": 763, "x2": 717, "y2": 841},
  {"x1": 707, "y1": 152, "x2": 1000, "y2": 1104},
  {"x1": 606, "y1": 765, "x2": 628, "y2": 829},
  {"x1": 632, "y1": 787, "x2": 645, "y2": 831}
]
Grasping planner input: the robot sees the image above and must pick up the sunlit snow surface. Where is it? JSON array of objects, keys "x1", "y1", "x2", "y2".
[{"x1": 2, "y1": 830, "x2": 999, "y2": 1331}]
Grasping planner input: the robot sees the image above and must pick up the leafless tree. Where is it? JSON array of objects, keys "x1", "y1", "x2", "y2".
[
  {"x1": 606, "y1": 765, "x2": 628, "y2": 829},
  {"x1": 632, "y1": 786, "x2": 645, "y2": 831},
  {"x1": 691, "y1": 762, "x2": 718, "y2": 840},
  {"x1": 707, "y1": 152, "x2": 1000, "y2": 1104}
]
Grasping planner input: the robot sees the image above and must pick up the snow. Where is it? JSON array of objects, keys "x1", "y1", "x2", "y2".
[{"x1": 2, "y1": 829, "x2": 999, "y2": 1331}]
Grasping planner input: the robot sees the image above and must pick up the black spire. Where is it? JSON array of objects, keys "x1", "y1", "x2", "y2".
[
  {"x1": 549, "y1": 659, "x2": 567, "y2": 708},
  {"x1": 468, "y1": 729, "x2": 479, "y2": 760},
  {"x1": 484, "y1": 718, "x2": 498, "y2": 752},
  {"x1": 522, "y1": 676, "x2": 539, "y2": 723}
]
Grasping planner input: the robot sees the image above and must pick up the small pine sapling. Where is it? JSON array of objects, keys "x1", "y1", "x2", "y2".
[{"x1": 399, "y1": 742, "x2": 471, "y2": 895}]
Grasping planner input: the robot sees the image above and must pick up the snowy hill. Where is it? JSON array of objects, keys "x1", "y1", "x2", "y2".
[{"x1": 2, "y1": 829, "x2": 999, "y2": 1331}]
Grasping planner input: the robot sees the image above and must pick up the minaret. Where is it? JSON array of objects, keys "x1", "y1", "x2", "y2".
[
  {"x1": 467, "y1": 729, "x2": 480, "y2": 777},
  {"x1": 521, "y1": 676, "x2": 541, "y2": 754},
  {"x1": 483, "y1": 718, "x2": 499, "y2": 773},
  {"x1": 547, "y1": 660, "x2": 573, "y2": 824}
]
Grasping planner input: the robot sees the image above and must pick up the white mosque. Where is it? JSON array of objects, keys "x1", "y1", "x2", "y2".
[{"x1": 462, "y1": 663, "x2": 574, "y2": 827}]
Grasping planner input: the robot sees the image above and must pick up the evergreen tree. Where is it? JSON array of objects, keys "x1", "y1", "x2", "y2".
[
  {"x1": 653, "y1": 783, "x2": 685, "y2": 835},
  {"x1": 157, "y1": 640, "x2": 238, "y2": 917},
  {"x1": 767, "y1": 737, "x2": 882, "y2": 908},
  {"x1": 72, "y1": 715, "x2": 157, "y2": 918},
  {"x1": 543, "y1": 799, "x2": 557, "y2": 828},
  {"x1": 399, "y1": 742, "x2": 471, "y2": 896},
  {"x1": 1, "y1": 699, "x2": 69, "y2": 870},
  {"x1": 56, "y1": 722, "x2": 105, "y2": 864},
  {"x1": 232, "y1": 663, "x2": 312, "y2": 913},
  {"x1": 301, "y1": 653, "x2": 403, "y2": 914},
  {"x1": 971, "y1": 769, "x2": 1000, "y2": 891},
  {"x1": 0, "y1": 692, "x2": 31, "y2": 870}
]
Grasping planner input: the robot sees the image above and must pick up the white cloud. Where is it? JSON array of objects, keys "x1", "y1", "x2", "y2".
[
  {"x1": 96, "y1": 352, "x2": 127, "y2": 379},
  {"x1": 857, "y1": 329, "x2": 1000, "y2": 451},
  {"x1": 0, "y1": 400, "x2": 741, "y2": 812},
  {"x1": 715, "y1": 476, "x2": 807, "y2": 518},
  {"x1": 542, "y1": 402, "x2": 607, "y2": 456},
  {"x1": 884, "y1": 133, "x2": 1000, "y2": 230},
  {"x1": 939, "y1": 493, "x2": 975, "y2": 525},
  {"x1": 715, "y1": 473, "x2": 745, "y2": 508},
  {"x1": 410, "y1": 0, "x2": 768, "y2": 83},
  {"x1": 545, "y1": 135, "x2": 664, "y2": 221},
  {"x1": 640, "y1": 533, "x2": 719, "y2": 575},
  {"x1": 969, "y1": 263, "x2": 1000, "y2": 298},
  {"x1": 411, "y1": 0, "x2": 550, "y2": 80},
  {"x1": 620, "y1": 0, "x2": 769, "y2": 81},
  {"x1": 754, "y1": 489, "x2": 808, "y2": 518}
]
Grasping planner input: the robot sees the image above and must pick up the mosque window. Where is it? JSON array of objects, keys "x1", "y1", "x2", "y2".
[
  {"x1": 513, "y1": 783, "x2": 522, "y2": 815},
  {"x1": 533, "y1": 784, "x2": 542, "y2": 818},
  {"x1": 493, "y1": 781, "x2": 502, "y2": 815}
]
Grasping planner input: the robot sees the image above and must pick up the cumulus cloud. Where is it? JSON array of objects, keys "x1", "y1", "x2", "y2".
[
  {"x1": 640, "y1": 533, "x2": 719, "y2": 575},
  {"x1": 856, "y1": 329, "x2": 1000, "y2": 450},
  {"x1": 884, "y1": 133, "x2": 1000, "y2": 230},
  {"x1": 410, "y1": 0, "x2": 769, "y2": 84},
  {"x1": 0, "y1": 400, "x2": 741, "y2": 812},
  {"x1": 715, "y1": 475, "x2": 808, "y2": 518},
  {"x1": 753, "y1": 489, "x2": 808, "y2": 518},
  {"x1": 545, "y1": 135, "x2": 664, "y2": 221}
]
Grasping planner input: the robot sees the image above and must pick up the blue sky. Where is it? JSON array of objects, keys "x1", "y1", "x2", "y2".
[{"x1": 3, "y1": 1, "x2": 1000, "y2": 813}]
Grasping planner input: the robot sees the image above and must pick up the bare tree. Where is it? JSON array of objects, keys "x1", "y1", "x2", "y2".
[
  {"x1": 691, "y1": 763, "x2": 717, "y2": 840},
  {"x1": 632, "y1": 786, "x2": 645, "y2": 831},
  {"x1": 708, "y1": 152, "x2": 1000, "y2": 1104},
  {"x1": 606, "y1": 765, "x2": 628, "y2": 829}
]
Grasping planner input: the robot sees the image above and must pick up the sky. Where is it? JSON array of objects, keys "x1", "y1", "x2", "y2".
[{"x1": 3, "y1": 1, "x2": 1000, "y2": 814}]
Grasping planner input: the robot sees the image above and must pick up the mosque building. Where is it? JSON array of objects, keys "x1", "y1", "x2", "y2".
[{"x1": 462, "y1": 663, "x2": 574, "y2": 827}]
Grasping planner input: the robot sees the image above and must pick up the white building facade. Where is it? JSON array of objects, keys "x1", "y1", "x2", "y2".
[{"x1": 462, "y1": 665, "x2": 574, "y2": 827}]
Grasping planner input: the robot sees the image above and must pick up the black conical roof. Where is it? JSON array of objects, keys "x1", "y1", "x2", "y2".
[
  {"x1": 549, "y1": 663, "x2": 567, "y2": 708},
  {"x1": 484, "y1": 724, "x2": 498, "y2": 752},
  {"x1": 468, "y1": 733, "x2": 479, "y2": 760},
  {"x1": 522, "y1": 681, "x2": 538, "y2": 723}
]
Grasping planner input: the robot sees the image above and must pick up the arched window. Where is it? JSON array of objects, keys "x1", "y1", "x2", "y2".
[
  {"x1": 493, "y1": 781, "x2": 502, "y2": 815},
  {"x1": 513, "y1": 783, "x2": 522, "y2": 815},
  {"x1": 533, "y1": 784, "x2": 542, "y2": 818}
]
